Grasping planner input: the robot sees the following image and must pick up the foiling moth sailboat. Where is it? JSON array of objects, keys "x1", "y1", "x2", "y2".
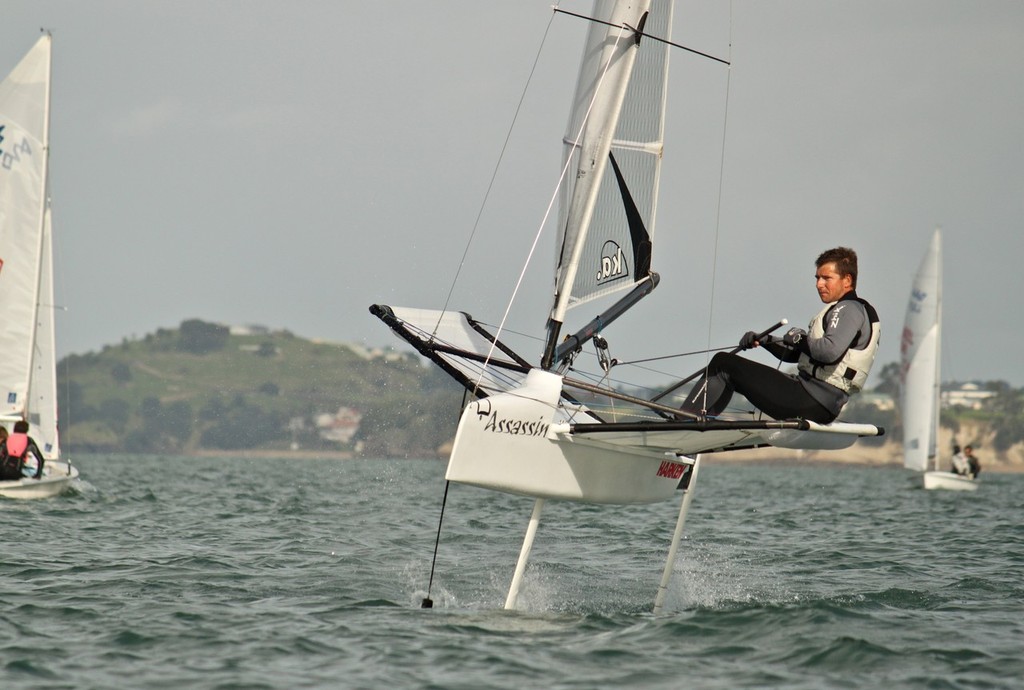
[
  {"x1": 900, "y1": 229, "x2": 976, "y2": 492},
  {"x1": 0, "y1": 34, "x2": 79, "y2": 499},
  {"x1": 371, "y1": 0, "x2": 882, "y2": 610}
]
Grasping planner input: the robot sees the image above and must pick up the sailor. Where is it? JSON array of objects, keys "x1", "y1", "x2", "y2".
[
  {"x1": 951, "y1": 445, "x2": 970, "y2": 476},
  {"x1": 0, "y1": 420, "x2": 45, "y2": 480},
  {"x1": 964, "y1": 445, "x2": 981, "y2": 478},
  {"x1": 680, "y1": 247, "x2": 880, "y2": 424}
]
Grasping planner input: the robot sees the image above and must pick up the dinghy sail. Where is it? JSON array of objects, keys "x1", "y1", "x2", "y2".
[
  {"x1": 370, "y1": 1, "x2": 883, "y2": 608},
  {"x1": 0, "y1": 34, "x2": 79, "y2": 499},
  {"x1": 542, "y1": 0, "x2": 668, "y2": 368},
  {"x1": 900, "y1": 229, "x2": 976, "y2": 491}
]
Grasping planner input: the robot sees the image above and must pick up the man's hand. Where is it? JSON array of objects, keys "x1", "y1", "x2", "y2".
[
  {"x1": 783, "y1": 327, "x2": 807, "y2": 347},
  {"x1": 738, "y1": 331, "x2": 759, "y2": 350}
]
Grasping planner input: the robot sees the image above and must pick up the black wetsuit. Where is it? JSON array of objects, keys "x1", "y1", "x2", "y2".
[
  {"x1": 681, "y1": 293, "x2": 877, "y2": 423},
  {"x1": 0, "y1": 435, "x2": 45, "y2": 480}
]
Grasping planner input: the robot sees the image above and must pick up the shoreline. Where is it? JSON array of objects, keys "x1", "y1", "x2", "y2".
[
  {"x1": 181, "y1": 445, "x2": 1024, "y2": 473},
  {"x1": 699, "y1": 441, "x2": 1024, "y2": 473}
]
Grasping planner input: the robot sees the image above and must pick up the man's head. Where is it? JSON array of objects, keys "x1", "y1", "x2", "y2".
[
  {"x1": 964, "y1": 445, "x2": 974, "y2": 455},
  {"x1": 815, "y1": 247, "x2": 858, "y2": 303},
  {"x1": 13, "y1": 420, "x2": 28, "y2": 433}
]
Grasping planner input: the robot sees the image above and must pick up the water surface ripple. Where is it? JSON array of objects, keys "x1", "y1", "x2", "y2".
[{"x1": 2, "y1": 456, "x2": 1021, "y2": 689}]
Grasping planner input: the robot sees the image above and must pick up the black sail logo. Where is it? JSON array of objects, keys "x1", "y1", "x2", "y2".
[{"x1": 596, "y1": 240, "x2": 629, "y2": 284}]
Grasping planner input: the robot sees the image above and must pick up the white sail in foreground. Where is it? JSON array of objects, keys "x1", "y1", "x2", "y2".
[
  {"x1": 900, "y1": 229, "x2": 976, "y2": 491},
  {"x1": 0, "y1": 35, "x2": 78, "y2": 499},
  {"x1": 555, "y1": 0, "x2": 667, "y2": 313}
]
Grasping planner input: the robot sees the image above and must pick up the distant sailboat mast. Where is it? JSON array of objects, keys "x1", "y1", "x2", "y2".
[
  {"x1": 31, "y1": 203, "x2": 61, "y2": 458},
  {"x1": 930, "y1": 231, "x2": 942, "y2": 472},
  {"x1": 28, "y1": 34, "x2": 55, "y2": 433}
]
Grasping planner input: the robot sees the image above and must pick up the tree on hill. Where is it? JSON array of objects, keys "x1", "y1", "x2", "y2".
[
  {"x1": 179, "y1": 319, "x2": 230, "y2": 354},
  {"x1": 989, "y1": 388, "x2": 1024, "y2": 451},
  {"x1": 199, "y1": 395, "x2": 285, "y2": 449}
]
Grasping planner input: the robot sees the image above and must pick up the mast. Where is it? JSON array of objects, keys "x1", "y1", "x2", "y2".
[
  {"x1": 26, "y1": 33, "x2": 54, "y2": 425},
  {"x1": 930, "y1": 229, "x2": 942, "y2": 472}
]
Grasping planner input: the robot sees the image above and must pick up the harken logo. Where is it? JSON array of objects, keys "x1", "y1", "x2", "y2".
[{"x1": 595, "y1": 240, "x2": 628, "y2": 284}]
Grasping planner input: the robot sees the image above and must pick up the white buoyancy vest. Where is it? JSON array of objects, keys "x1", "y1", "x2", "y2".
[{"x1": 797, "y1": 298, "x2": 880, "y2": 393}]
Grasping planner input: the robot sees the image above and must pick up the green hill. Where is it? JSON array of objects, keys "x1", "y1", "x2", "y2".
[
  {"x1": 56, "y1": 320, "x2": 1024, "y2": 464},
  {"x1": 57, "y1": 319, "x2": 463, "y2": 457}
]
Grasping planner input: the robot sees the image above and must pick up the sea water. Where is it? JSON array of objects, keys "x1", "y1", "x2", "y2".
[{"x1": 2, "y1": 455, "x2": 1022, "y2": 689}]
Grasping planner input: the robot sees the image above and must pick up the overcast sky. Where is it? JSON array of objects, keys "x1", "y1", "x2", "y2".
[{"x1": 4, "y1": 1, "x2": 1023, "y2": 387}]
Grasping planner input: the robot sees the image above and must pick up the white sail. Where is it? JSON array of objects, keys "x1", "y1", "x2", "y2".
[
  {"x1": 0, "y1": 35, "x2": 51, "y2": 423},
  {"x1": 0, "y1": 35, "x2": 78, "y2": 499},
  {"x1": 553, "y1": 0, "x2": 667, "y2": 319},
  {"x1": 900, "y1": 229, "x2": 942, "y2": 472}
]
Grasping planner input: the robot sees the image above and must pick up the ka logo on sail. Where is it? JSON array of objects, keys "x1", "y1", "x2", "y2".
[{"x1": 596, "y1": 241, "x2": 628, "y2": 284}]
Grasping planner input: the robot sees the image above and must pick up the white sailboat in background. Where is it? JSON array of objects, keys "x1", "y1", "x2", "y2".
[
  {"x1": 371, "y1": 0, "x2": 882, "y2": 610},
  {"x1": 900, "y1": 229, "x2": 976, "y2": 492},
  {"x1": 0, "y1": 34, "x2": 79, "y2": 499}
]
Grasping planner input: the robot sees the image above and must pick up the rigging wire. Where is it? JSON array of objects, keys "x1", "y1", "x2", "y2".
[
  {"x1": 420, "y1": 384, "x2": 472, "y2": 609},
  {"x1": 421, "y1": 478, "x2": 450, "y2": 609},
  {"x1": 554, "y1": 7, "x2": 730, "y2": 66},
  {"x1": 696, "y1": 1, "x2": 735, "y2": 414},
  {"x1": 616, "y1": 345, "x2": 735, "y2": 366},
  {"x1": 472, "y1": 317, "x2": 739, "y2": 393},
  {"x1": 418, "y1": 12, "x2": 566, "y2": 605}
]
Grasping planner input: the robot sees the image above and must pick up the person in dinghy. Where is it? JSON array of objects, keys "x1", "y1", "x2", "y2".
[
  {"x1": 950, "y1": 445, "x2": 970, "y2": 476},
  {"x1": 963, "y1": 445, "x2": 981, "y2": 478},
  {"x1": 0, "y1": 421, "x2": 46, "y2": 481},
  {"x1": 681, "y1": 247, "x2": 880, "y2": 424}
]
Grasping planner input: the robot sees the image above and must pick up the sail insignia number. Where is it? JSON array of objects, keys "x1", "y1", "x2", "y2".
[
  {"x1": 596, "y1": 240, "x2": 629, "y2": 284},
  {"x1": 0, "y1": 124, "x2": 34, "y2": 171}
]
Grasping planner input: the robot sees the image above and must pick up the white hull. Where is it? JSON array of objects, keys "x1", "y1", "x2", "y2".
[
  {"x1": 0, "y1": 461, "x2": 79, "y2": 499},
  {"x1": 921, "y1": 470, "x2": 978, "y2": 492},
  {"x1": 447, "y1": 370, "x2": 685, "y2": 504},
  {"x1": 446, "y1": 369, "x2": 881, "y2": 504}
]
